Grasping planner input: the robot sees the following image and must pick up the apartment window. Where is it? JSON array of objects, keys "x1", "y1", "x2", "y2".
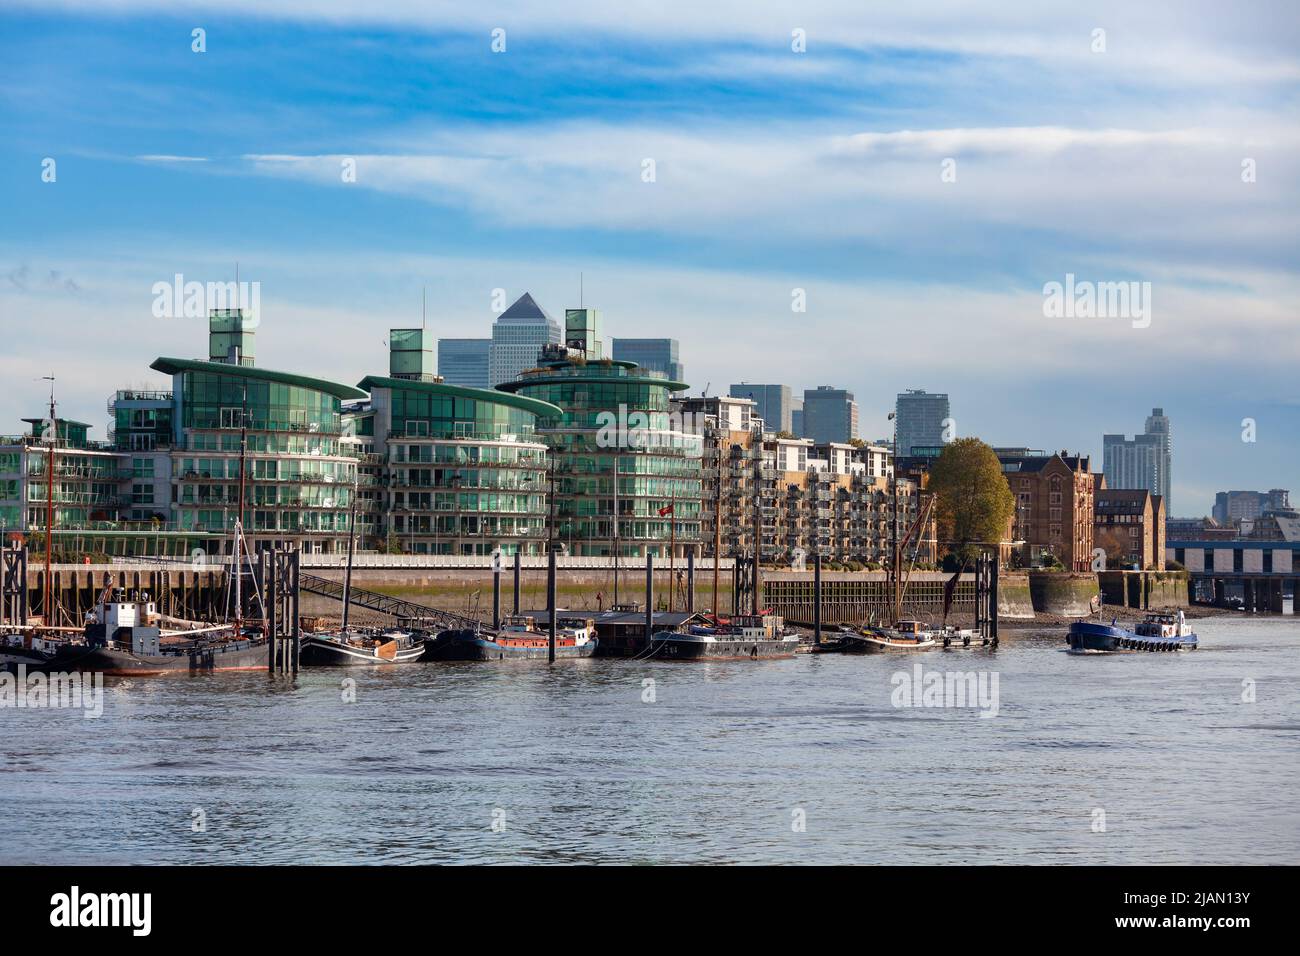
[{"x1": 1049, "y1": 491, "x2": 1061, "y2": 505}]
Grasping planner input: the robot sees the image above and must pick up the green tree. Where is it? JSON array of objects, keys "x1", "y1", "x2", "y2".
[{"x1": 925, "y1": 437, "x2": 1014, "y2": 564}]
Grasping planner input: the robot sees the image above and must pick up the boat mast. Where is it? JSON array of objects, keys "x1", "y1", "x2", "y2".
[
  {"x1": 234, "y1": 382, "x2": 248, "y2": 632},
  {"x1": 41, "y1": 376, "x2": 56, "y2": 628},
  {"x1": 611, "y1": 451, "x2": 619, "y2": 605},
  {"x1": 712, "y1": 437, "x2": 723, "y2": 616},
  {"x1": 668, "y1": 486, "x2": 676, "y2": 612},
  {"x1": 341, "y1": 470, "x2": 358, "y2": 634}
]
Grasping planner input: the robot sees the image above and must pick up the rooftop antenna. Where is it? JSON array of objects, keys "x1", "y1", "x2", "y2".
[
  {"x1": 422, "y1": 285, "x2": 427, "y2": 329},
  {"x1": 235, "y1": 261, "x2": 240, "y2": 310},
  {"x1": 580, "y1": 272, "x2": 584, "y2": 308}
]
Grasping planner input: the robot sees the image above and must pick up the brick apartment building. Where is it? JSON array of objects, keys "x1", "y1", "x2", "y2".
[{"x1": 1094, "y1": 488, "x2": 1167, "y2": 569}]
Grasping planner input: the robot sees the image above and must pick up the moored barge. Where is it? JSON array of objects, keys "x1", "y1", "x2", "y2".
[
  {"x1": 424, "y1": 614, "x2": 598, "y2": 661},
  {"x1": 648, "y1": 613, "x2": 800, "y2": 660}
]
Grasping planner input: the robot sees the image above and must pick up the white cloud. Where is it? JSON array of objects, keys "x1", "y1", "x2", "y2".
[{"x1": 237, "y1": 118, "x2": 1300, "y2": 258}]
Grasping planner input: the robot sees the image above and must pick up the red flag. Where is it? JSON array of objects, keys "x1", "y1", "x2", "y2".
[{"x1": 658, "y1": 504, "x2": 674, "y2": 516}]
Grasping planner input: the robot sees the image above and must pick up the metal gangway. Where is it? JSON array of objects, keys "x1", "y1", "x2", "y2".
[{"x1": 298, "y1": 572, "x2": 487, "y2": 634}]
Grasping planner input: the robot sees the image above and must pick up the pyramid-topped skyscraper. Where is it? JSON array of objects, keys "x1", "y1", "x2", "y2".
[{"x1": 488, "y1": 292, "x2": 563, "y2": 387}]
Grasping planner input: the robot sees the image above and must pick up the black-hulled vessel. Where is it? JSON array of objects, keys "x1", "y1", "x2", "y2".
[
  {"x1": 649, "y1": 613, "x2": 800, "y2": 660},
  {"x1": 52, "y1": 587, "x2": 268, "y2": 675},
  {"x1": 424, "y1": 614, "x2": 598, "y2": 661}
]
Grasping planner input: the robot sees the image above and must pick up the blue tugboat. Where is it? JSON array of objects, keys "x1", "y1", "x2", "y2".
[{"x1": 1067, "y1": 610, "x2": 1198, "y2": 653}]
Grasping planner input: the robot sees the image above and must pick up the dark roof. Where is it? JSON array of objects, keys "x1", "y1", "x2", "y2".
[
  {"x1": 1098, "y1": 488, "x2": 1151, "y2": 503},
  {"x1": 355, "y1": 375, "x2": 561, "y2": 418},
  {"x1": 151, "y1": 358, "x2": 367, "y2": 400},
  {"x1": 592, "y1": 610, "x2": 700, "y2": 626},
  {"x1": 1000, "y1": 452, "x2": 1091, "y2": 473},
  {"x1": 498, "y1": 292, "x2": 553, "y2": 322},
  {"x1": 22, "y1": 418, "x2": 91, "y2": 428},
  {"x1": 496, "y1": 369, "x2": 690, "y2": 394}
]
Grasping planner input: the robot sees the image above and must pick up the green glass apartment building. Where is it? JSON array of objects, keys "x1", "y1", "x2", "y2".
[
  {"x1": 497, "y1": 357, "x2": 703, "y2": 557},
  {"x1": 358, "y1": 375, "x2": 556, "y2": 555},
  {"x1": 150, "y1": 356, "x2": 368, "y2": 552}
]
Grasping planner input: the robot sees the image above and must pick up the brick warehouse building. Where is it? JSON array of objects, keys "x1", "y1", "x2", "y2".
[
  {"x1": 999, "y1": 451, "x2": 1098, "y2": 571},
  {"x1": 1095, "y1": 487, "x2": 1167, "y2": 569}
]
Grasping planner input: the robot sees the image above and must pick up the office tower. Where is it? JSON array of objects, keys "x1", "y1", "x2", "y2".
[
  {"x1": 611, "y1": 338, "x2": 682, "y2": 381},
  {"x1": 436, "y1": 338, "x2": 490, "y2": 388},
  {"x1": 801, "y1": 386, "x2": 858, "y2": 445},
  {"x1": 894, "y1": 389, "x2": 950, "y2": 457},
  {"x1": 488, "y1": 292, "x2": 563, "y2": 387},
  {"x1": 729, "y1": 383, "x2": 793, "y2": 433},
  {"x1": 1213, "y1": 489, "x2": 1292, "y2": 524},
  {"x1": 1103, "y1": 407, "x2": 1173, "y2": 512}
]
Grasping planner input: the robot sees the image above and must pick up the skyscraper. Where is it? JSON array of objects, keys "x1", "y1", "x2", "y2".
[
  {"x1": 436, "y1": 338, "x2": 490, "y2": 388},
  {"x1": 1103, "y1": 407, "x2": 1173, "y2": 512},
  {"x1": 895, "y1": 389, "x2": 950, "y2": 457},
  {"x1": 488, "y1": 292, "x2": 562, "y2": 387},
  {"x1": 801, "y1": 386, "x2": 858, "y2": 444},
  {"x1": 729, "y1": 383, "x2": 793, "y2": 433},
  {"x1": 611, "y1": 338, "x2": 682, "y2": 381}
]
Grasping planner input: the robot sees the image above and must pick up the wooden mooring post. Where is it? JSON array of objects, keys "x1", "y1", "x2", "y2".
[
  {"x1": 974, "y1": 549, "x2": 1000, "y2": 647},
  {"x1": 813, "y1": 549, "x2": 822, "y2": 645},
  {"x1": 547, "y1": 548, "x2": 557, "y2": 663},
  {"x1": 263, "y1": 546, "x2": 301, "y2": 675},
  {"x1": 1, "y1": 543, "x2": 28, "y2": 628},
  {"x1": 513, "y1": 550, "x2": 521, "y2": 615}
]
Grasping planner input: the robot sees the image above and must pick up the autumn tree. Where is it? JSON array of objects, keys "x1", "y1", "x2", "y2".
[{"x1": 925, "y1": 437, "x2": 1015, "y2": 565}]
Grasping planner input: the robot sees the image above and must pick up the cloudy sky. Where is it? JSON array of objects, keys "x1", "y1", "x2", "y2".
[{"x1": 1, "y1": 1, "x2": 1297, "y2": 514}]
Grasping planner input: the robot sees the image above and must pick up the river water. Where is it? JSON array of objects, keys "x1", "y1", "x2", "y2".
[{"x1": 2, "y1": 616, "x2": 1297, "y2": 865}]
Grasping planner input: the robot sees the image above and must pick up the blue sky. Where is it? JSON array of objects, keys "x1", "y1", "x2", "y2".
[{"x1": 1, "y1": 1, "x2": 1298, "y2": 514}]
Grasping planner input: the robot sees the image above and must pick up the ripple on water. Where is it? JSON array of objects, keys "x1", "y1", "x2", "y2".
[{"x1": 0, "y1": 616, "x2": 1296, "y2": 864}]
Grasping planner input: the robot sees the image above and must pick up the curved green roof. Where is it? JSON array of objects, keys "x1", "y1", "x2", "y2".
[
  {"x1": 496, "y1": 372, "x2": 690, "y2": 394},
  {"x1": 151, "y1": 358, "x2": 368, "y2": 401},
  {"x1": 356, "y1": 375, "x2": 562, "y2": 418}
]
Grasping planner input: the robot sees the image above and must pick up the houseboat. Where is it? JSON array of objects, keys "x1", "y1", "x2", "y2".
[
  {"x1": 424, "y1": 614, "x2": 598, "y2": 661},
  {"x1": 648, "y1": 613, "x2": 800, "y2": 660}
]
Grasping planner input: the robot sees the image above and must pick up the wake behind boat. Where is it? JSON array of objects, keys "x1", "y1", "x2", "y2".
[{"x1": 1067, "y1": 610, "x2": 1198, "y2": 654}]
